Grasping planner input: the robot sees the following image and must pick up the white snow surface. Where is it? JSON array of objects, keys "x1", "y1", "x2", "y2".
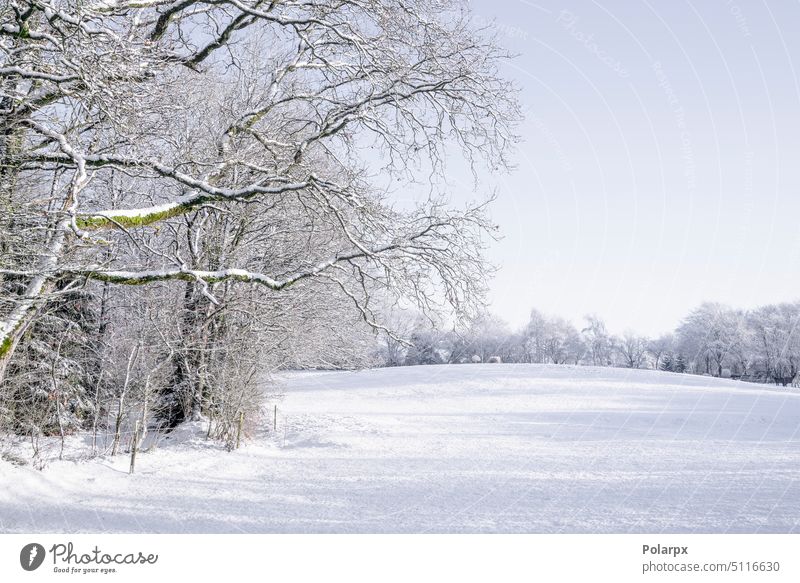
[{"x1": 1, "y1": 364, "x2": 799, "y2": 533}]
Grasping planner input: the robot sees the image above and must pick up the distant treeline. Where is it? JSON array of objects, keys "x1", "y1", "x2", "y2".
[{"x1": 381, "y1": 302, "x2": 800, "y2": 386}]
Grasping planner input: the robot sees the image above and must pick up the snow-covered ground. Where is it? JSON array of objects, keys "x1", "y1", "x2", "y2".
[{"x1": 1, "y1": 364, "x2": 799, "y2": 533}]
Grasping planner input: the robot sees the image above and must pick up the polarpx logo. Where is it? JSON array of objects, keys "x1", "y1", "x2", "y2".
[{"x1": 20, "y1": 543, "x2": 46, "y2": 571}]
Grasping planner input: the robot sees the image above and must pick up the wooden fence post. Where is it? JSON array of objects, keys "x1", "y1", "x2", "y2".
[
  {"x1": 129, "y1": 420, "x2": 139, "y2": 475},
  {"x1": 236, "y1": 411, "x2": 244, "y2": 449}
]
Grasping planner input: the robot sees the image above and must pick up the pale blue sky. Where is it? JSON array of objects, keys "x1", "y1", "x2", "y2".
[{"x1": 466, "y1": 0, "x2": 800, "y2": 336}]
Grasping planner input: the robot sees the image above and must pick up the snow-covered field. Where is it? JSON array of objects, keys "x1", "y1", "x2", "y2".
[{"x1": 1, "y1": 364, "x2": 799, "y2": 533}]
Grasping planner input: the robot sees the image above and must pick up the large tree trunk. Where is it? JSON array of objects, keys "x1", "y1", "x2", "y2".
[{"x1": 164, "y1": 280, "x2": 210, "y2": 427}]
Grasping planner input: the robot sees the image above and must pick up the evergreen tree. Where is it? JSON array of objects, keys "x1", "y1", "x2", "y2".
[
  {"x1": 405, "y1": 331, "x2": 443, "y2": 365},
  {"x1": 674, "y1": 353, "x2": 687, "y2": 373},
  {"x1": 660, "y1": 352, "x2": 674, "y2": 372}
]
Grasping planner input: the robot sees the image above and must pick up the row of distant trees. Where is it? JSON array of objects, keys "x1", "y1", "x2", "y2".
[{"x1": 385, "y1": 302, "x2": 800, "y2": 386}]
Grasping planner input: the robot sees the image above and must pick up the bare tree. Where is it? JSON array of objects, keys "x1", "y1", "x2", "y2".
[
  {"x1": 646, "y1": 334, "x2": 674, "y2": 371},
  {"x1": 541, "y1": 317, "x2": 583, "y2": 365},
  {"x1": 615, "y1": 332, "x2": 649, "y2": 369},
  {"x1": 581, "y1": 315, "x2": 612, "y2": 366}
]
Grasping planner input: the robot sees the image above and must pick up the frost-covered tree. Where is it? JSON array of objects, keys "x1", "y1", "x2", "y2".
[
  {"x1": 647, "y1": 334, "x2": 674, "y2": 371},
  {"x1": 374, "y1": 307, "x2": 418, "y2": 367},
  {"x1": 520, "y1": 310, "x2": 584, "y2": 365},
  {"x1": 676, "y1": 303, "x2": 745, "y2": 377},
  {"x1": 405, "y1": 325, "x2": 444, "y2": 366},
  {"x1": 615, "y1": 332, "x2": 649, "y2": 369},
  {"x1": 0, "y1": 1, "x2": 519, "y2": 426},
  {"x1": 541, "y1": 317, "x2": 583, "y2": 365},
  {"x1": 746, "y1": 303, "x2": 800, "y2": 384},
  {"x1": 581, "y1": 315, "x2": 612, "y2": 366},
  {"x1": 459, "y1": 312, "x2": 513, "y2": 363},
  {"x1": 522, "y1": 309, "x2": 549, "y2": 363}
]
